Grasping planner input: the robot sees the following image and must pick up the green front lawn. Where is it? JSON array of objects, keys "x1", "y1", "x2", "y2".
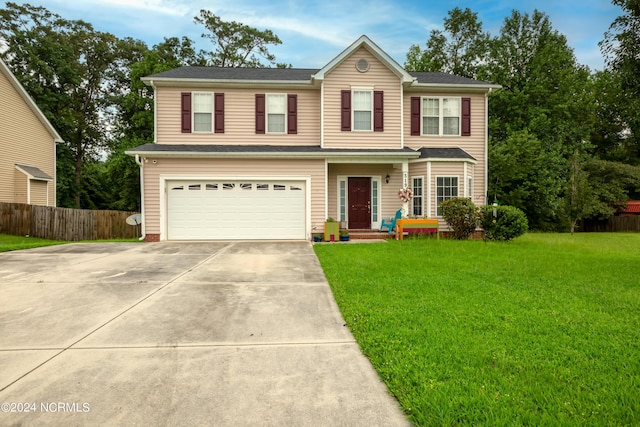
[
  {"x1": 0, "y1": 234, "x2": 66, "y2": 253},
  {"x1": 314, "y1": 233, "x2": 640, "y2": 426}
]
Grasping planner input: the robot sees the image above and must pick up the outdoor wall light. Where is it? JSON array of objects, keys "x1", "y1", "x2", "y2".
[{"x1": 385, "y1": 174, "x2": 390, "y2": 184}]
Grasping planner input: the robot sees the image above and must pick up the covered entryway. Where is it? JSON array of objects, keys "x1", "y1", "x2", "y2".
[
  {"x1": 167, "y1": 180, "x2": 306, "y2": 240},
  {"x1": 348, "y1": 177, "x2": 371, "y2": 229}
]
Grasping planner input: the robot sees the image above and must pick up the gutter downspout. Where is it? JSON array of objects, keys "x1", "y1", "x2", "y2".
[
  {"x1": 135, "y1": 154, "x2": 146, "y2": 241},
  {"x1": 485, "y1": 88, "x2": 492, "y2": 206}
]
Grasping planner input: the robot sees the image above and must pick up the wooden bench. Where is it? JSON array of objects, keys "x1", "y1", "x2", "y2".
[{"x1": 395, "y1": 218, "x2": 439, "y2": 240}]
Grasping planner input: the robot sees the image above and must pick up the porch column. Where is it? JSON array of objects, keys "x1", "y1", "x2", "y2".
[{"x1": 402, "y1": 160, "x2": 409, "y2": 216}]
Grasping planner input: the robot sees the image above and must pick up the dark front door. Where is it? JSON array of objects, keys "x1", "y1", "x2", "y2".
[{"x1": 348, "y1": 177, "x2": 371, "y2": 229}]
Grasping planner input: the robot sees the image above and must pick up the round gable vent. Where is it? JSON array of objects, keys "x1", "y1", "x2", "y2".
[{"x1": 355, "y1": 58, "x2": 370, "y2": 73}]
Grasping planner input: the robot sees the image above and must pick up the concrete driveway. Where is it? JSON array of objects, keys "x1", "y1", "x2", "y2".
[{"x1": 0, "y1": 241, "x2": 409, "y2": 426}]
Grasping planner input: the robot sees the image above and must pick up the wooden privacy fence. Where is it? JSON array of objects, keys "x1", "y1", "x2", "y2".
[
  {"x1": 0, "y1": 202, "x2": 140, "y2": 241},
  {"x1": 581, "y1": 216, "x2": 640, "y2": 232}
]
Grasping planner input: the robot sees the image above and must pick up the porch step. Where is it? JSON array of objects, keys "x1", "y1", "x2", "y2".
[{"x1": 346, "y1": 229, "x2": 395, "y2": 240}]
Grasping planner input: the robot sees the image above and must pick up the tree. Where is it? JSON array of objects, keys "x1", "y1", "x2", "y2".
[
  {"x1": 590, "y1": 70, "x2": 632, "y2": 162},
  {"x1": 406, "y1": 9, "x2": 597, "y2": 229},
  {"x1": 600, "y1": 0, "x2": 640, "y2": 163},
  {"x1": 489, "y1": 131, "x2": 565, "y2": 230},
  {"x1": 582, "y1": 159, "x2": 640, "y2": 217},
  {"x1": 486, "y1": 10, "x2": 596, "y2": 229},
  {"x1": 105, "y1": 37, "x2": 206, "y2": 211},
  {"x1": 194, "y1": 10, "x2": 284, "y2": 67},
  {"x1": 0, "y1": 2, "x2": 121, "y2": 208},
  {"x1": 565, "y1": 148, "x2": 596, "y2": 234},
  {"x1": 405, "y1": 7, "x2": 490, "y2": 79}
]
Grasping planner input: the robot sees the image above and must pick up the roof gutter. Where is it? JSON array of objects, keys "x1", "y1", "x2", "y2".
[{"x1": 125, "y1": 150, "x2": 421, "y2": 161}]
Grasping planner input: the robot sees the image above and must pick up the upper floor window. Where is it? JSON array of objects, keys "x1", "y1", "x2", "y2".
[
  {"x1": 341, "y1": 89, "x2": 383, "y2": 132},
  {"x1": 411, "y1": 96, "x2": 470, "y2": 137},
  {"x1": 193, "y1": 92, "x2": 213, "y2": 133},
  {"x1": 423, "y1": 97, "x2": 460, "y2": 136},
  {"x1": 353, "y1": 90, "x2": 372, "y2": 131},
  {"x1": 267, "y1": 94, "x2": 286, "y2": 133},
  {"x1": 255, "y1": 93, "x2": 297, "y2": 134},
  {"x1": 181, "y1": 92, "x2": 224, "y2": 134}
]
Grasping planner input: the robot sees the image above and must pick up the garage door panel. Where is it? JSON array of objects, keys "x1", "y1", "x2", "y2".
[{"x1": 167, "y1": 180, "x2": 306, "y2": 240}]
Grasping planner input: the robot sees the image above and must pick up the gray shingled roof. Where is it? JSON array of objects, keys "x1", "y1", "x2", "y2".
[
  {"x1": 418, "y1": 148, "x2": 476, "y2": 160},
  {"x1": 127, "y1": 144, "x2": 418, "y2": 155},
  {"x1": 145, "y1": 67, "x2": 319, "y2": 81},
  {"x1": 15, "y1": 164, "x2": 53, "y2": 180},
  {"x1": 408, "y1": 72, "x2": 495, "y2": 86},
  {"x1": 144, "y1": 66, "x2": 496, "y2": 86},
  {"x1": 127, "y1": 144, "x2": 477, "y2": 161}
]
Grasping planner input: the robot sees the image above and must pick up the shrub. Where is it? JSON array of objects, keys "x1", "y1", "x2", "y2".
[
  {"x1": 480, "y1": 205, "x2": 528, "y2": 241},
  {"x1": 440, "y1": 197, "x2": 479, "y2": 240}
]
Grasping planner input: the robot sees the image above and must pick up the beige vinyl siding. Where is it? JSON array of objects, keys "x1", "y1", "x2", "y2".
[
  {"x1": 156, "y1": 87, "x2": 320, "y2": 145},
  {"x1": 13, "y1": 169, "x2": 27, "y2": 204},
  {"x1": 142, "y1": 158, "x2": 325, "y2": 236},
  {"x1": 30, "y1": 180, "x2": 48, "y2": 205},
  {"x1": 0, "y1": 72, "x2": 56, "y2": 205},
  {"x1": 405, "y1": 93, "x2": 487, "y2": 207},
  {"x1": 323, "y1": 47, "x2": 402, "y2": 149}
]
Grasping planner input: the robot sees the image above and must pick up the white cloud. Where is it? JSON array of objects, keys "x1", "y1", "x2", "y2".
[{"x1": 93, "y1": 0, "x2": 193, "y2": 16}]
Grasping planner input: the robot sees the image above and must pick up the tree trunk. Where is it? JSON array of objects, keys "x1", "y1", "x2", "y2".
[{"x1": 74, "y1": 137, "x2": 84, "y2": 208}]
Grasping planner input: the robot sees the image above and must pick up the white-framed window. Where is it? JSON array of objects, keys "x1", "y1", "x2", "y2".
[
  {"x1": 372, "y1": 180, "x2": 379, "y2": 222},
  {"x1": 266, "y1": 93, "x2": 286, "y2": 133},
  {"x1": 193, "y1": 92, "x2": 214, "y2": 132},
  {"x1": 436, "y1": 176, "x2": 458, "y2": 216},
  {"x1": 353, "y1": 90, "x2": 373, "y2": 131},
  {"x1": 467, "y1": 176, "x2": 473, "y2": 198},
  {"x1": 412, "y1": 177, "x2": 423, "y2": 216},
  {"x1": 339, "y1": 180, "x2": 346, "y2": 222},
  {"x1": 422, "y1": 97, "x2": 461, "y2": 136}
]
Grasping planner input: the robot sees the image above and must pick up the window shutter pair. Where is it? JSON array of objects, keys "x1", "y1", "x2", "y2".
[
  {"x1": 410, "y1": 97, "x2": 471, "y2": 136},
  {"x1": 181, "y1": 92, "x2": 225, "y2": 133},
  {"x1": 341, "y1": 90, "x2": 384, "y2": 131},
  {"x1": 255, "y1": 94, "x2": 298, "y2": 134}
]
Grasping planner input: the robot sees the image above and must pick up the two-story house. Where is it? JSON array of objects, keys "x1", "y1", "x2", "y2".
[
  {"x1": 127, "y1": 35, "x2": 499, "y2": 241},
  {"x1": 0, "y1": 58, "x2": 62, "y2": 207}
]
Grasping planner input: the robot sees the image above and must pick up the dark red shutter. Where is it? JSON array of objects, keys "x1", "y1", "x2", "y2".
[
  {"x1": 341, "y1": 90, "x2": 351, "y2": 131},
  {"x1": 287, "y1": 94, "x2": 297, "y2": 134},
  {"x1": 461, "y1": 97, "x2": 471, "y2": 136},
  {"x1": 374, "y1": 91, "x2": 384, "y2": 132},
  {"x1": 410, "y1": 97, "x2": 420, "y2": 136},
  {"x1": 181, "y1": 92, "x2": 191, "y2": 133},
  {"x1": 255, "y1": 94, "x2": 265, "y2": 134},
  {"x1": 214, "y1": 93, "x2": 224, "y2": 133}
]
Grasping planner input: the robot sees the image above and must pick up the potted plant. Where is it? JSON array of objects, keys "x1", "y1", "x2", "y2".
[
  {"x1": 313, "y1": 233, "x2": 323, "y2": 242},
  {"x1": 339, "y1": 229, "x2": 350, "y2": 242},
  {"x1": 324, "y1": 217, "x2": 339, "y2": 242}
]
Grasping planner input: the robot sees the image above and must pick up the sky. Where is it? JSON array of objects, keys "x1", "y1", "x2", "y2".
[{"x1": 6, "y1": 0, "x2": 622, "y2": 71}]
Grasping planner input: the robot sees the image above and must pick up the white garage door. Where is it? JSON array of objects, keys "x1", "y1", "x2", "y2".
[{"x1": 167, "y1": 180, "x2": 306, "y2": 240}]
